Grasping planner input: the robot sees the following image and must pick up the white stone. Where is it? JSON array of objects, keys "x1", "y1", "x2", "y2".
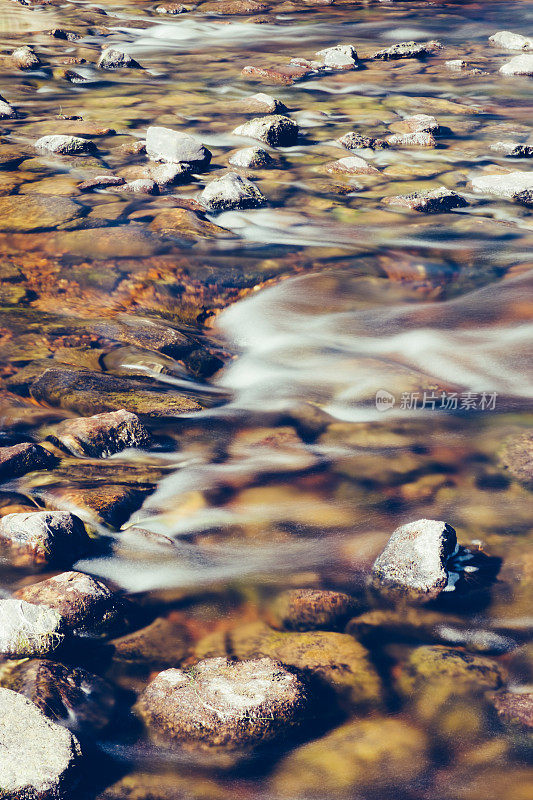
[
  {"x1": 470, "y1": 170, "x2": 533, "y2": 198},
  {"x1": 489, "y1": 31, "x2": 533, "y2": 51},
  {"x1": 316, "y1": 44, "x2": 358, "y2": 68},
  {"x1": 145, "y1": 126, "x2": 211, "y2": 167},
  {"x1": 500, "y1": 54, "x2": 533, "y2": 75}
]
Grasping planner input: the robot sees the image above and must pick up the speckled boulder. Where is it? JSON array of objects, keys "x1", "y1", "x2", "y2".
[
  {"x1": 136, "y1": 657, "x2": 309, "y2": 760},
  {"x1": 46, "y1": 409, "x2": 151, "y2": 458},
  {"x1": 0, "y1": 687, "x2": 82, "y2": 799},
  {"x1": 200, "y1": 172, "x2": 266, "y2": 211},
  {"x1": 97, "y1": 49, "x2": 142, "y2": 70},
  {"x1": 268, "y1": 589, "x2": 359, "y2": 631},
  {"x1": 0, "y1": 511, "x2": 90, "y2": 569},
  {"x1": 228, "y1": 147, "x2": 274, "y2": 168},
  {"x1": 0, "y1": 599, "x2": 64, "y2": 657},
  {"x1": 272, "y1": 716, "x2": 428, "y2": 797},
  {"x1": 491, "y1": 690, "x2": 533, "y2": 731},
  {"x1": 371, "y1": 518, "x2": 458, "y2": 603}
]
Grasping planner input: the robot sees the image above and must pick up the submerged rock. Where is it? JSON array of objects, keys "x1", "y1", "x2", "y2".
[
  {"x1": 15, "y1": 571, "x2": 124, "y2": 637},
  {"x1": 338, "y1": 132, "x2": 389, "y2": 150},
  {"x1": 499, "y1": 431, "x2": 533, "y2": 487},
  {"x1": 0, "y1": 599, "x2": 64, "y2": 656},
  {"x1": 228, "y1": 146, "x2": 274, "y2": 168},
  {"x1": 323, "y1": 156, "x2": 380, "y2": 175},
  {"x1": 0, "y1": 687, "x2": 82, "y2": 798},
  {"x1": 0, "y1": 511, "x2": 90, "y2": 570},
  {"x1": 384, "y1": 187, "x2": 468, "y2": 213},
  {"x1": 11, "y1": 46, "x2": 41, "y2": 70},
  {"x1": 35, "y1": 135, "x2": 96, "y2": 155},
  {"x1": 145, "y1": 126, "x2": 211, "y2": 169},
  {"x1": 397, "y1": 645, "x2": 505, "y2": 696},
  {"x1": 0, "y1": 195, "x2": 84, "y2": 232},
  {"x1": 121, "y1": 178, "x2": 159, "y2": 194},
  {"x1": 46, "y1": 409, "x2": 150, "y2": 458},
  {"x1": 136, "y1": 657, "x2": 309, "y2": 758},
  {"x1": 387, "y1": 131, "x2": 436, "y2": 147},
  {"x1": 272, "y1": 716, "x2": 428, "y2": 797},
  {"x1": 0, "y1": 659, "x2": 115, "y2": 733},
  {"x1": 200, "y1": 172, "x2": 266, "y2": 211},
  {"x1": 0, "y1": 442, "x2": 57, "y2": 482},
  {"x1": 239, "y1": 92, "x2": 287, "y2": 113},
  {"x1": 241, "y1": 64, "x2": 310, "y2": 86},
  {"x1": 470, "y1": 171, "x2": 533, "y2": 203},
  {"x1": 490, "y1": 141, "x2": 533, "y2": 157},
  {"x1": 489, "y1": 31, "x2": 533, "y2": 51},
  {"x1": 268, "y1": 589, "x2": 358, "y2": 631},
  {"x1": 394, "y1": 113, "x2": 440, "y2": 133},
  {"x1": 233, "y1": 115, "x2": 298, "y2": 146},
  {"x1": 491, "y1": 690, "x2": 533, "y2": 730},
  {"x1": 39, "y1": 483, "x2": 150, "y2": 529},
  {"x1": 371, "y1": 518, "x2": 458, "y2": 603},
  {"x1": 500, "y1": 54, "x2": 533, "y2": 75},
  {"x1": 373, "y1": 40, "x2": 442, "y2": 60},
  {"x1": 78, "y1": 175, "x2": 126, "y2": 191},
  {"x1": 316, "y1": 44, "x2": 358, "y2": 69},
  {"x1": 97, "y1": 49, "x2": 142, "y2": 69},
  {"x1": 111, "y1": 617, "x2": 190, "y2": 665}
]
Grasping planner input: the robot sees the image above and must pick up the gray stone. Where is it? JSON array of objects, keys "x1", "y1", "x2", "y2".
[
  {"x1": 490, "y1": 141, "x2": 533, "y2": 157},
  {"x1": 228, "y1": 146, "x2": 275, "y2": 168},
  {"x1": 371, "y1": 518, "x2": 458, "y2": 603},
  {"x1": 0, "y1": 599, "x2": 64, "y2": 656},
  {"x1": 470, "y1": 170, "x2": 533, "y2": 202},
  {"x1": 489, "y1": 31, "x2": 533, "y2": 51},
  {"x1": 387, "y1": 131, "x2": 437, "y2": 147},
  {"x1": 145, "y1": 126, "x2": 211, "y2": 169},
  {"x1": 0, "y1": 687, "x2": 82, "y2": 798},
  {"x1": 200, "y1": 172, "x2": 266, "y2": 211},
  {"x1": 338, "y1": 132, "x2": 389, "y2": 150},
  {"x1": 35, "y1": 135, "x2": 96, "y2": 155},
  {"x1": 0, "y1": 442, "x2": 57, "y2": 482},
  {"x1": 136, "y1": 657, "x2": 309, "y2": 756},
  {"x1": 233, "y1": 115, "x2": 298, "y2": 146},
  {"x1": 373, "y1": 40, "x2": 442, "y2": 60},
  {"x1": 143, "y1": 161, "x2": 192, "y2": 186},
  {"x1": 385, "y1": 187, "x2": 468, "y2": 213},
  {"x1": 0, "y1": 511, "x2": 90, "y2": 570},
  {"x1": 12, "y1": 46, "x2": 41, "y2": 70},
  {"x1": 97, "y1": 49, "x2": 142, "y2": 70},
  {"x1": 500, "y1": 54, "x2": 533, "y2": 75},
  {"x1": 316, "y1": 44, "x2": 358, "y2": 69},
  {"x1": 240, "y1": 93, "x2": 287, "y2": 114},
  {"x1": 46, "y1": 409, "x2": 150, "y2": 458}
]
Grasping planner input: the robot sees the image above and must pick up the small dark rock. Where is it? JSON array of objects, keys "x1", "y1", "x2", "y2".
[
  {"x1": 373, "y1": 40, "x2": 443, "y2": 60},
  {"x1": 384, "y1": 187, "x2": 468, "y2": 213},
  {"x1": 78, "y1": 175, "x2": 126, "y2": 191},
  {"x1": 97, "y1": 49, "x2": 142, "y2": 70},
  {"x1": 200, "y1": 171, "x2": 266, "y2": 211},
  {"x1": 338, "y1": 132, "x2": 389, "y2": 150},
  {"x1": 233, "y1": 115, "x2": 299, "y2": 146},
  {"x1": 0, "y1": 442, "x2": 57, "y2": 482}
]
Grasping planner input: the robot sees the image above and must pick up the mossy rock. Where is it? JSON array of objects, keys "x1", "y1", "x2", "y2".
[{"x1": 396, "y1": 645, "x2": 506, "y2": 697}]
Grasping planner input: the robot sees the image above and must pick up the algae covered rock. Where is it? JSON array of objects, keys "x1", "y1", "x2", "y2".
[
  {"x1": 0, "y1": 599, "x2": 64, "y2": 657},
  {"x1": 272, "y1": 716, "x2": 428, "y2": 797},
  {"x1": 268, "y1": 589, "x2": 359, "y2": 631},
  {"x1": 195, "y1": 622, "x2": 382, "y2": 709},
  {"x1": 111, "y1": 617, "x2": 190, "y2": 665},
  {"x1": 397, "y1": 645, "x2": 505, "y2": 696},
  {"x1": 136, "y1": 657, "x2": 309, "y2": 760}
]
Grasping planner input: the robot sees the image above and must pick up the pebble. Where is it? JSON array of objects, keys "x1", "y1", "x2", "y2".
[
  {"x1": 387, "y1": 131, "x2": 437, "y2": 147},
  {"x1": 323, "y1": 156, "x2": 380, "y2": 175},
  {"x1": 500, "y1": 54, "x2": 533, "y2": 75},
  {"x1": 0, "y1": 442, "x2": 57, "y2": 482},
  {"x1": 233, "y1": 114, "x2": 299, "y2": 146},
  {"x1": 338, "y1": 132, "x2": 389, "y2": 150},
  {"x1": 470, "y1": 170, "x2": 533, "y2": 202},
  {"x1": 78, "y1": 175, "x2": 126, "y2": 191},
  {"x1": 316, "y1": 44, "x2": 358, "y2": 69},
  {"x1": 145, "y1": 125, "x2": 211, "y2": 168},
  {"x1": 445, "y1": 59, "x2": 468, "y2": 71},
  {"x1": 268, "y1": 588, "x2": 358, "y2": 631},
  {"x1": 239, "y1": 92, "x2": 287, "y2": 113},
  {"x1": 34, "y1": 135, "x2": 97, "y2": 155},
  {"x1": 122, "y1": 178, "x2": 160, "y2": 194},
  {"x1": 228, "y1": 146, "x2": 275, "y2": 168},
  {"x1": 200, "y1": 171, "x2": 266, "y2": 211},
  {"x1": 371, "y1": 518, "x2": 458, "y2": 603},
  {"x1": 11, "y1": 46, "x2": 40, "y2": 70},
  {"x1": 0, "y1": 599, "x2": 64, "y2": 657},
  {"x1": 136, "y1": 657, "x2": 309, "y2": 756},
  {"x1": 384, "y1": 187, "x2": 468, "y2": 213},
  {"x1": 0, "y1": 511, "x2": 90, "y2": 570},
  {"x1": 373, "y1": 40, "x2": 442, "y2": 60},
  {"x1": 489, "y1": 31, "x2": 533, "y2": 51},
  {"x1": 0, "y1": 688, "x2": 82, "y2": 798},
  {"x1": 97, "y1": 49, "x2": 142, "y2": 70},
  {"x1": 490, "y1": 141, "x2": 533, "y2": 157},
  {"x1": 46, "y1": 409, "x2": 150, "y2": 458},
  {"x1": 15, "y1": 571, "x2": 124, "y2": 636}
]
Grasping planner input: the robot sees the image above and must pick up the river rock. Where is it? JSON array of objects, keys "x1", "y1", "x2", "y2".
[
  {"x1": 316, "y1": 44, "x2": 358, "y2": 69},
  {"x1": 489, "y1": 31, "x2": 533, "y2": 51},
  {"x1": 470, "y1": 171, "x2": 533, "y2": 202},
  {"x1": 491, "y1": 690, "x2": 533, "y2": 730},
  {"x1": 0, "y1": 511, "x2": 90, "y2": 570},
  {"x1": 338, "y1": 132, "x2": 389, "y2": 150},
  {"x1": 78, "y1": 175, "x2": 126, "y2": 191},
  {"x1": 145, "y1": 126, "x2": 211, "y2": 169},
  {"x1": 499, "y1": 431, "x2": 533, "y2": 487},
  {"x1": 0, "y1": 195, "x2": 84, "y2": 232},
  {"x1": 122, "y1": 178, "x2": 159, "y2": 194},
  {"x1": 35, "y1": 135, "x2": 97, "y2": 155},
  {"x1": 136, "y1": 657, "x2": 309, "y2": 758},
  {"x1": 0, "y1": 687, "x2": 82, "y2": 798},
  {"x1": 0, "y1": 659, "x2": 115, "y2": 733},
  {"x1": 142, "y1": 161, "x2": 192, "y2": 186},
  {"x1": 200, "y1": 172, "x2": 266, "y2": 211},
  {"x1": 46, "y1": 409, "x2": 150, "y2": 458},
  {"x1": 149, "y1": 207, "x2": 234, "y2": 240},
  {"x1": 323, "y1": 156, "x2": 379, "y2": 175},
  {"x1": 268, "y1": 589, "x2": 358, "y2": 631},
  {"x1": 11, "y1": 46, "x2": 41, "y2": 70},
  {"x1": 233, "y1": 115, "x2": 298, "y2": 146},
  {"x1": 0, "y1": 599, "x2": 64, "y2": 656},
  {"x1": 272, "y1": 716, "x2": 428, "y2": 797},
  {"x1": 195, "y1": 622, "x2": 382, "y2": 710},
  {"x1": 0, "y1": 98, "x2": 17, "y2": 119},
  {"x1": 387, "y1": 131, "x2": 437, "y2": 147},
  {"x1": 111, "y1": 617, "x2": 190, "y2": 665},
  {"x1": 500, "y1": 54, "x2": 533, "y2": 75},
  {"x1": 395, "y1": 113, "x2": 440, "y2": 133},
  {"x1": 373, "y1": 40, "x2": 442, "y2": 60},
  {"x1": 397, "y1": 645, "x2": 505, "y2": 696},
  {"x1": 15, "y1": 571, "x2": 124, "y2": 636},
  {"x1": 39, "y1": 483, "x2": 149, "y2": 528},
  {"x1": 241, "y1": 64, "x2": 311, "y2": 86},
  {"x1": 384, "y1": 187, "x2": 468, "y2": 213},
  {"x1": 30, "y1": 368, "x2": 203, "y2": 417},
  {"x1": 97, "y1": 49, "x2": 142, "y2": 69},
  {"x1": 371, "y1": 518, "x2": 458, "y2": 603},
  {"x1": 239, "y1": 93, "x2": 287, "y2": 113},
  {"x1": 490, "y1": 141, "x2": 533, "y2": 157},
  {"x1": 156, "y1": 2, "x2": 189, "y2": 11},
  {"x1": 228, "y1": 146, "x2": 274, "y2": 168},
  {"x1": 0, "y1": 442, "x2": 57, "y2": 482}
]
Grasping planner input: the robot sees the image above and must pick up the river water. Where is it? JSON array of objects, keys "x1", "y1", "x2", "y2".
[{"x1": 0, "y1": 0, "x2": 532, "y2": 798}]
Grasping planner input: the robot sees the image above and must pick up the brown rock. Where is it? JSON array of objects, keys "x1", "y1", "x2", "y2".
[
  {"x1": 201, "y1": 0, "x2": 269, "y2": 13},
  {"x1": 78, "y1": 176, "x2": 125, "y2": 191},
  {"x1": 323, "y1": 156, "x2": 380, "y2": 175},
  {"x1": 387, "y1": 131, "x2": 437, "y2": 147},
  {"x1": 241, "y1": 64, "x2": 310, "y2": 86},
  {"x1": 0, "y1": 443, "x2": 57, "y2": 482},
  {"x1": 40, "y1": 484, "x2": 150, "y2": 528},
  {"x1": 268, "y1": 589, "x2": 359, "y2": 631},
  {"x1": 111, "y1": 617, "x2": 190, "y2": 665},
  {"x1": 499, "y1": 431, "x2": 533, "y2": 487},
  {"x1": 491, "y1": 690, "x2": 533, "y2": 730},
  {"x1": 239, "y1": 93, "x2": 287, "y2": 114},
  {"x1": 46, "y1": 409, "x2": 150, "y2": 458}
]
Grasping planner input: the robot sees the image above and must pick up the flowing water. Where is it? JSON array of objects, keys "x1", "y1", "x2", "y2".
[{"x1": 0, "y1": 0, "x2": 532, "y2": 798}]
